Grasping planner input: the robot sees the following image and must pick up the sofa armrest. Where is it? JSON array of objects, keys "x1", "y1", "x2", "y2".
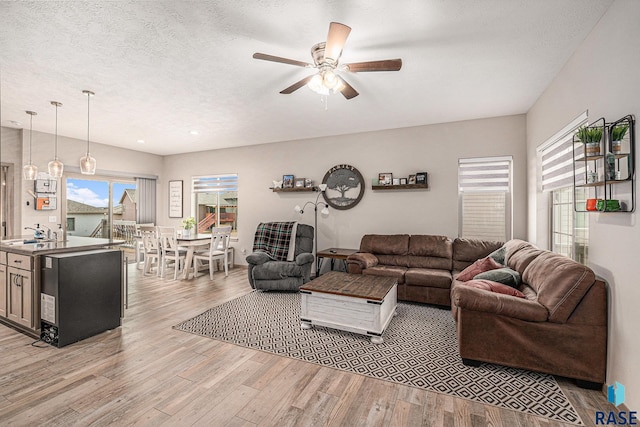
[
  {"x1": 296, "y1": 252, "x2": 315, "y2": 266},
  {"x1": 451, "y1": 283, "x2": 548, "y2": 322},
  {"x1": 347, "y1": 252, "x2": 378, "y2": 270},
  {"x1": 246, "y1": 251, "x2": 270, "y2": 265}
]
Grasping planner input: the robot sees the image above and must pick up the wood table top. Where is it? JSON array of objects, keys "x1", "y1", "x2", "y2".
[
  {"x1": 316, "y1": 248, "x2": 359, "y2": 260},
  {"x1": 300, "y1": 271, "x2": 397, "y2": 301}
]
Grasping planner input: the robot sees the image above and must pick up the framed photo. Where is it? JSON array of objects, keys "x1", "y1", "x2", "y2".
[
  {"x1": 305, "y1": 178, "x2": 313, "y2": 188},
  {"x1": 294, "y1": 178, "x2": 306, "y2": 188},
  {"x1": 169, "y1": 180, "x2": 183, "y2": 218},
  {"x1": 400, "y1": 178, "x2": 408, "y2": 185},
  {"x1": 392, "y1": 178, "x2": 400, "y2": 185},
  {"x1": 283, "y1": 175, "x2": 294, "y2": 188},
  {"x1": 408, "y1": 175, "x2": 416, "y2": 184},
  {"x1": 416, "y1": 172, "x2": 428, "y2": 185},
  {"x1": 378, "y1": 172, "x2": 393, "y2": 185}
]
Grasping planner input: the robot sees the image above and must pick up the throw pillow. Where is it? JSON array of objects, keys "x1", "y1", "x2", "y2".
[
  {"x1": 457, "y1": 256, "x2": 502, "y2": 282},
  {"x1": 463, "y1": 279, "x2": 526, "y2": 298},
  {"x1": 488, "y1": 245, "x2": 507, "y2": 265},
  {"x1": 473, "y1": 267, "x2": 521, "y2": 288}
]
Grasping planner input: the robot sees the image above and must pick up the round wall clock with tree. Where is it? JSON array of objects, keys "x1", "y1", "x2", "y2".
[{"x1": 322, "y1": 164, "x2": 365, "y2": 210}]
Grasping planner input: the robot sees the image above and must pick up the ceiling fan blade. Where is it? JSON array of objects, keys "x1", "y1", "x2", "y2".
[
  {"x1": 253, "y1": 53, "x2": 312, "y2": 68},
  {"x1": 337, "y1": 76, "x2": 359, "y2": 99},
  {"x1": 280, "y1": 75, "x2": 314, "y2": 94},
  {"x1": 325, "y1": 22, "x2": 351, "y2": 63},
  {"x1": 344, "y1": 59, "x2": 403, "y2": 72}
]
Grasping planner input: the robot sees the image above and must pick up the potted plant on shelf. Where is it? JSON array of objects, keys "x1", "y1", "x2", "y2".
[
  {"x1": 611, "y1": 124, "x2": 628, "y2": 154},
  {"x1": 576, "y1": 126, "x2": 603, "y2": 156},
  {"x1": 182, "y1": 217, "x2": 195, "y2": 237}
]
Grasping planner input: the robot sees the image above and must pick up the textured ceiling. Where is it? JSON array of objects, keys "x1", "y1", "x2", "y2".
[{"x1": 0, "y1": 1, "x2": 613, "y2": 156}]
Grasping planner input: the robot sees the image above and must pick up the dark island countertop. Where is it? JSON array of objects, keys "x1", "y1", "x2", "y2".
[{"x1": 0, "y1": 236, "x2": 125, "y2": 256}]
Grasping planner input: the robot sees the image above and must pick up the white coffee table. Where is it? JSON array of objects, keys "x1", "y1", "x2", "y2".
[{"x1": 299, "y1": 271, "x2": 397, "y2": 344}]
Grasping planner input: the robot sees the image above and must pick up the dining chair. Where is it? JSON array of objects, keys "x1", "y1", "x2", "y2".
[
  {"x1": 157, "y1": 226, "x2": 187, "y2": 280},
  {"x1": 139, "y1": 225, "x2": 160, "y2": 276},
  {"x1": 193, "y1": 226, "x2": 232, "y2": 280},
  {"x1": 135, "y1": 222, "x2": 155, "y2": 270}
]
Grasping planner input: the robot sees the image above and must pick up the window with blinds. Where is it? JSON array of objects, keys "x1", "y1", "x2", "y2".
[
  {"x1": 458, "y1": 156, "x2": 512, "y2": 241},
  {"x1": 538, "y1": 112, "x2": 589, "y2": 263},
  {"x1": 192, "y1": 174, "x2": 238, "y2": 238}
]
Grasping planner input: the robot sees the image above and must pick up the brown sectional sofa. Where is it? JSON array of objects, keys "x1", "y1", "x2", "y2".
[
  {"x1": 451, "y1": 239, "x2": 607, "y2": 386},
  {"x1": 348, "y1": 234, "x2": 608, "y2": 387},
  {"x1": 346, "y1": 234, "x2": 502, "y2": 306}
]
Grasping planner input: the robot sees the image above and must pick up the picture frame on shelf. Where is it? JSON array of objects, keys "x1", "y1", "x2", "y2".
[
  {"x1": 295, "y1": 178, "x2": 306, "y2": 188},
  {"x1": 400, "y1": 178, "x2": 407, "y2": 185},
  {"x1": 305, "y1": 178, "x2": 313, "y2": 188},
  {"x1": 378, "y1": 172, "x2": 393, "y2": 185},
  {"x1": 283, "y1": 175, "x2": 294, "y2": 188},
  {"x1": 392, "y1": 178, "x2": 400, "y2": 185},
  {"x1": 416, "y1": 172, "x2": 428, "y2": 185},
  {"x1": 408, "y1": 175, "x2": 416, "y2": 184}
]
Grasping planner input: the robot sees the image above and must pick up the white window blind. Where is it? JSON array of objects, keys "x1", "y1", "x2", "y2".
[
  {"x1": 192, "y1": 174, "x2": 238, "y2": 193},
  {"x1": 458, "y1": 156, "x2": 512, "y2": 241},
  {"x1": 539, "y1": 112, "x2": 588, "y2": 192}
]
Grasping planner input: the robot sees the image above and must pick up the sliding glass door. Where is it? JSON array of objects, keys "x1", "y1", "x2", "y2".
[{"x1": 65, "y1": 175, "x2": 137, "y2": 256}]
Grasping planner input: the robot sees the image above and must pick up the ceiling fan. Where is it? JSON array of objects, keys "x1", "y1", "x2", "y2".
[{"x1": 253, "y1": 22, "x2": 402, "y2": 100}]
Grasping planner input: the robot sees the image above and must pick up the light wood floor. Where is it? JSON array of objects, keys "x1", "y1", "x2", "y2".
[{"x1": 0, "y1": 264, "x2": 616, "y2": 426}]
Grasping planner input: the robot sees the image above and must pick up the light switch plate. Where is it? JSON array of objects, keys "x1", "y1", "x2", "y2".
[{"x1": 49, "y1": 215, "x2": 57, "y2": 223}]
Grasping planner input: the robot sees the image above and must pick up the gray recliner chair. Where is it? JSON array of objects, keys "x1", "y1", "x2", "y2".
[{"x1": 246, "y1": 223, "x2": 314, "y2": 291}]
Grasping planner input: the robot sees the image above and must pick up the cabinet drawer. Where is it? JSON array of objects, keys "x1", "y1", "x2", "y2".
[
  {"x1": 0, "y1": 251, "x2": 6, "y2": 265},
  {"x1": 7, "y1": 253, "x2": 31, "y2": 270}
]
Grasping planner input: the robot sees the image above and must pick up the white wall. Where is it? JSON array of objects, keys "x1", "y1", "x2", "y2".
[
  {"x1": 527, "y1": 0, "x2": 640, "y2": 409},
  {"x1": 162, "y1": 114, "x2": 527, "y2": 264},
  {"x1": 0, "y1": 127, "x2": 22, "y2": 236}
]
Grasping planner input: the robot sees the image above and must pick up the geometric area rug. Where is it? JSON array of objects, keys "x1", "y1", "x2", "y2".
[{"x1": 173, "y1": 291, "x2": 582, "y2": 425}]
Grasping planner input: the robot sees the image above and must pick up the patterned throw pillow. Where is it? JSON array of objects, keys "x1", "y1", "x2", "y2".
[
  {"x1": 473, "y1": 267, "x2": 521, "y2": 288},
  {"x1": 463, "y1": 279, "x2": 526, "y2": 298},
  {"x1": 456, "y1": 256, "x2": 503, "y2": 282}
]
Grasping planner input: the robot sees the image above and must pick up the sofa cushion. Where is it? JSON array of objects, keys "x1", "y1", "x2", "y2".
[
  {"x1": 457, "y1": 256, "x2": 502, "y2": 282},
  {"x1": 408, "y1": 235, "x2": 453, "y2": 258},
  {"x1": 360, "y1": 234, "x2": 409, "y2": 255},
  {"x1": 473, "y1": 267, "x2": 521, "y2": 288},
  {"x1": 463, "y1": 279, "x2": 525, "y2": 298},
  {"x1": 487, "y1": 246, "x2": 507, "y2": 265},
  {"x1": 452, "y1": 238, "x2": 504, "y2": 271},
  {"x1": 504, "y1": 240, "x2": 545, "y2": 275},
  {"x1": 405, "y1": 268, "x2": 452, "y2": 289},
  {"x1": 251, "y1": 261, "x2": 306, "y2": 280},
  {"x1": 362, "y1": 265, "x2": 407, "y2": 284},
  {"x1": 523, "y1": 252, "x2": 596, "y2": 323}
]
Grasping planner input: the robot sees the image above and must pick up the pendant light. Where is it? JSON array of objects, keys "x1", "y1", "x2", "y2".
[
  {"x1": 79, "y1": 89, "x2": 96, "y2": 175},
  {"x1": 23, "y1": 110, "x2": 38, "y2": 180},
  {"x1": 48, "y1": 101, "x2": 64, "y2": 178}
]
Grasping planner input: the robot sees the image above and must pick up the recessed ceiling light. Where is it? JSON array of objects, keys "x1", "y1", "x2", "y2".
[
  {"x1": 137, "y1": 139, "x2": 145, "y2": 144},
  {"x1": 189, "y1": 130, "x2": 200, "y2": 135}
]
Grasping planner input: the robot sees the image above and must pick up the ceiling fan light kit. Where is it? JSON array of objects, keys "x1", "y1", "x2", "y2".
[{"x1": 253, "y1": 22, "x2": 402, "y2": 100}]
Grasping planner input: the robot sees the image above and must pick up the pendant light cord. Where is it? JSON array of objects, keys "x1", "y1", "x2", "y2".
[
  {"x1": 86, "y1": 92, "x2": 90, "y2": 154},
  {"x1": 54, "y1": 104, "x2": 58, "y2": 158},
  {"x1": 29, "y1": 113, "x2": 33, "y2": 163}
]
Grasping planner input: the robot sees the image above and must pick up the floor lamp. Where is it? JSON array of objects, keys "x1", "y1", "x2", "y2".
[{"x1": 294, "y1": 184, "x2": 329, "y2": 277}]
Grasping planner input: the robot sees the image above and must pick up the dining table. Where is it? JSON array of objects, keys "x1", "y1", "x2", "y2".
[{"x1": 176, "y1": 233, "x2": 212, "y2": 279}]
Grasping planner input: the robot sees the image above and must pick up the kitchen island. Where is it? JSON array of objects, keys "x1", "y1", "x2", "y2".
[{"x1": 0, "y1": 236, "x2": 124, "y2": 341}]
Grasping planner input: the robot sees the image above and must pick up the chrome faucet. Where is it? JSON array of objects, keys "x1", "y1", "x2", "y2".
[
  {"x1": 41, "y1": 225, "x2": 52, "y2": 239},
  {"x1": 25, "y1": 224, "x2": 47, "y2": 239}
]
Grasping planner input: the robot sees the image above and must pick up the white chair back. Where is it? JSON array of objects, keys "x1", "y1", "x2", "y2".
[
  {"x1": 209, "y1": 226, "x2": 232, "y2": 255},
  {"x1": 157, "y1": 226, "x2": 179, "y2": 251}
]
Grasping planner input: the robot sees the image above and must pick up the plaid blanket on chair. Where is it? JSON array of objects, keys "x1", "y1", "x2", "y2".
[{"x1": 252, "y1": 221, "x2": 297, "y2": 261}]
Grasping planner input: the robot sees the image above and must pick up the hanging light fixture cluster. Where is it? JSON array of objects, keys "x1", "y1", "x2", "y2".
[{"x1": 21, "y1": 89, "x2": 97, "y2": 179}]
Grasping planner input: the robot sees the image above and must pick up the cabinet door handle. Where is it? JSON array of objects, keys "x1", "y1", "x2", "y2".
[{"x1": 13, "y1": 259, "x2": 22, "y2": 264}]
